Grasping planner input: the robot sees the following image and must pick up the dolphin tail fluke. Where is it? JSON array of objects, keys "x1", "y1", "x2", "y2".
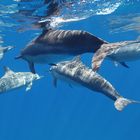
[{"x1": 114, "y1": 97, "x2": 140, "y2": 111}]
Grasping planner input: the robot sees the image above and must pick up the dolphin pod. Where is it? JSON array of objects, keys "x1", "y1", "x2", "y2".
[
  {"x1": 50, "y1": 56, "x2": 139, "y2": 111},
  {"x1": 4, "y1": 29, "x2": 140, "y2": 111},
  {"x1": 0, "y1": 1, "x2": 140, "y2": 112},
  {"x1": 15, "y1": 29, "x2": 130, "y2": 74}
]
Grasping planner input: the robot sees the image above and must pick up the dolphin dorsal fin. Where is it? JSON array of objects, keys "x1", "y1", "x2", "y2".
[
  {"x1": 3, "y1": 66, "x2": 14, "y2": 75},
  {"x1": 72, "y1": 55, "x2": 81, "y2": 63}
]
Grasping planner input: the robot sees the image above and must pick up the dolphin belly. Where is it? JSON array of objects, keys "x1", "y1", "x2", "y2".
[
  {"x1": 52, "y1": 71, "x2": 81, "y2": 87},
  {"x1": 109, "y1": 43, "x2": 140, "y2": 62},
  {"x1": 109, "y1": 51, "x2": 140, "y2": 62},
  {"x1": 24, "y1": 54, "x2": 75, "y2": 64}
]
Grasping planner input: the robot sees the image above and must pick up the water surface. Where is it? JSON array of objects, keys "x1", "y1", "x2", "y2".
[{"x1": 0, "y1": 0, "x2": 140, "y2": 140}]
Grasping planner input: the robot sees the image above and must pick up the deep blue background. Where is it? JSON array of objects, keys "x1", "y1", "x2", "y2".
[{"x1": 0, "y1": 1, "x2": 140, "y2": 140}]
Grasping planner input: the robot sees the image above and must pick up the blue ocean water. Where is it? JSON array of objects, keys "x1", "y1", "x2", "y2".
[{"x1": 0, "y1": 0, "x2": 140, "y2": 140}]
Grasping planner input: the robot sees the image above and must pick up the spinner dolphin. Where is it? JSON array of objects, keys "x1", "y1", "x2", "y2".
[
  {"x1": 50, "y1": 57, "x2": 139, "y2": 111},
  {"x1": 92, "y1": 39, "x2": 140, "y2": 71},
  {"x1": 15, "y1": 29, "x2": 107, "y2": 73},
  {"x1": 0, "y1": 67, "x2": 41, "y2": 93}
]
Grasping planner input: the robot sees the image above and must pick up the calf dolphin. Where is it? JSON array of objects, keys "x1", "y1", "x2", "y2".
[
  {"x1": 50, "y1": 57, "x2": 139, "y2": 111},
  {"x1": 0, "y1": 46, "x2": 14, "y2": 61},
  {"x1": 92, "y1": 39, "x2": 140, "y2": 71},
  {"x1": 0, "y1": 67, "x2": 41, "y2": 93},
  {"x1": 15, "y1": 29, "x2": 107, "y2": 73}
]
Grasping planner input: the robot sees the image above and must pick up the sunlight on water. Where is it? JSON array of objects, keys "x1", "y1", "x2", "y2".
[
  {"x1": 61, "y1": 0, "x2": 122, "y2": 16},
  {"x1": 41, "y1": 0, "x2": 122, "y2": 27},
  {"x1": 0, "y1": 0, "x2": 122, "y2": 30},
  {"x1": 0, "y1": 0, "x2": 139, "y2": 33}
]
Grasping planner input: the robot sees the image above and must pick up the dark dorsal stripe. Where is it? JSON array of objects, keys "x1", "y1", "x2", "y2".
[{"x1": 35, "y1": 29, "x2": 106, "y2": 53}]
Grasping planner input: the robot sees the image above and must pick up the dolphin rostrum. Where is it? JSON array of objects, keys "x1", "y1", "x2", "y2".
[
  {"x1": 50, "y1": 56, "x2": 139, "y2": 111},
  {"x1": 0, "y1": 46, "x2": 14, "y2": 61},
  {"x1": 15, "y1": 29, "x2": 107, "y2": 73},
  {"x1": 0, "y1": 66, "x2": 41, "y2": 93},
  {"x1": 92, "y1": 39, "x2": 140, "y2": 71}
]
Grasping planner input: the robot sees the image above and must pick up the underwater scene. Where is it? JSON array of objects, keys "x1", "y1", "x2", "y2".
[{"x1": 0, "y1": 0, "x2": 140, "y2": 140}]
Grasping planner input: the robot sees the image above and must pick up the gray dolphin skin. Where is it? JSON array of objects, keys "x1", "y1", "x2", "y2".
[
  {"x1": 0, "y1": 67, "x2": 41, "y2": 93},
  {"x1": 92, "y1": 39, "x2": 140, "y2": 71},
  {"x1": 15, "y1": 29, "x2": 107, "y2": 73},
  {"x1": 50, "y1": 56, "x2": 139, "y2": 111},
  {"x1": 0, "y1": 46, "x2": 14, "y2": 61}
]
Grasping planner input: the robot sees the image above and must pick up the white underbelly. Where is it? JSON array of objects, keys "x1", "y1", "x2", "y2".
[
  {"x1": 53, "y1": 72, "x2": 81, "y2": 87},
  {"x1": 25, "y1": 54, "x2": 74, "y2": 64},
  {"x1": 110, "y1": 52, "x2": 140, "y2": 62}
]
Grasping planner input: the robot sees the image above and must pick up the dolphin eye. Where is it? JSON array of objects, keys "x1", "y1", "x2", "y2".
[{"x1": 48, "y1": 63, "x2": 57, "y2": 66}]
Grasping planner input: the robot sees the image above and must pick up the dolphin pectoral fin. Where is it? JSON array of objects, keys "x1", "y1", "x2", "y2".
[
  {"x1": 120, "y1": 62, "x2": 129, "y2": 68},
  {"x1": 26, "y1": 82, "x2": 33, "y2": 91},
  {"x1": 28, "y1": 62, "x2": 36, "y2": 74},
  {"x1": 53, "y1": 77, "x2": 57, "y2": 88},
  {"x1": 114, "y1": 61, "x2": 129, "y2": 69}
]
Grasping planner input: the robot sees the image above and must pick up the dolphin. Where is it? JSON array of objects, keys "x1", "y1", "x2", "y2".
[
  {"x1": 0, "y1": 46, "x2": 14, "y2": 61},
  {"x1": 50, "y1": 56, "x2": 139, "y2": 111},
  {"x1": 92, "y1": 39, "x2": 140, "y2": 71},
  {"x1": 0, "y1": 66, "x2": 41, "y2": 93},
  {"x1": 15, "y1": 29, "x2": 108, "y2": 73}
]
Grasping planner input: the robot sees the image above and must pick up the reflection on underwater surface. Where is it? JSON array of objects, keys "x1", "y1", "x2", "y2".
[
  {"x1": 0, "y1": 0, "x2": 122, "y2": 30},
  {"x1": 0, "y1": 0, "x2": 140, "y2": 34},
  {"x1": 109, "y1": 13, "x2": 140, "y2": 34}
]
